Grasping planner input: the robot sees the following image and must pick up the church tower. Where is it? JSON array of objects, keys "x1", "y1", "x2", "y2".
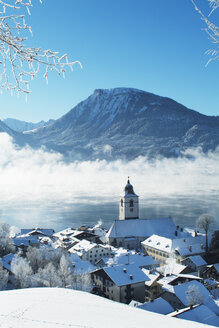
[{"x1": 119, "y1": 178, "x2": 139, "y2": 220}]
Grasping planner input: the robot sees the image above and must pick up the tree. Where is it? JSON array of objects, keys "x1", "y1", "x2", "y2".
[
  {"x1": 191, "y1": 0, "x2": 219, "y2": 64},
  {"x1": 197, "y1": 213, "x2": 215, "y2": 253},
  {"x1": 210, "y1": 230, "x2": 219, "y2": 251},
  {"x1": 11, "y1": 255, "x2": 33, "y2": 288},
  {"x1": 59, "y1": 254, "x2": 73, "y2": 288},
  {"x1": 186, "y1": 284, "x2": 204, "y2": 306},
  {"x1": 0, "y1": 264, "x2": 9, "y2": 290},
  {"x1": 37, "y1": 262, "x2": 61, "y2": 287},
  {"x1": 0, "y1": 222, "x2": 15, "y2": 256},
  {"x1": 72, "y1": 271, "x2": 92, "y2": 292},
  {"x1": 0, "y1": 0, "x2": 81, "y2": 95},
  {"x1": 26, "y1": 246, "x2": 45, "y2": 273}
]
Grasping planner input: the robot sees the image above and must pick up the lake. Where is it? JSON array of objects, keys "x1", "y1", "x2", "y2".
[{"x1": 1, "y1": 193, "x2": 218, "y2": 234}]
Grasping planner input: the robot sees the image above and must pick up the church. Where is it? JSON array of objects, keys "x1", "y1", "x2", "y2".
[{"x1": 106, "y1": 178, "x2": 181, "y2": 250}]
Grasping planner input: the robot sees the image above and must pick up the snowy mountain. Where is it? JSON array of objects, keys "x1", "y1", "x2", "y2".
[
  {"x1": 0, "y1": 288, "x2": 208, "y2": 328},
  {"x1": 13, "y1": 88, "x2": 219, "y2": 160},
  {"x1": 3, "y1": 118, "x2": 54, "y2": 132}
]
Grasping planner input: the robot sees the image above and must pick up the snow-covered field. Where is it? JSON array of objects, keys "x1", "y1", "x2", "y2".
[{"x1": 0, "y1": 288, "x2": 208, "y2": 328}]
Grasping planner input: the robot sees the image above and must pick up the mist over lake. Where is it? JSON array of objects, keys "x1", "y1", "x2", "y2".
[
  {"x1": 1, "y1": 194, "x2": 218, "y2": 233},
  {"x1": 0, "y1": 133, "x2": 218, "y2": 233}
]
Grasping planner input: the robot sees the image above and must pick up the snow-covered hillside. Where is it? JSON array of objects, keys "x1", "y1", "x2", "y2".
[{"x1": 0, "y1": 288, "x2": 208, "y2": 328}]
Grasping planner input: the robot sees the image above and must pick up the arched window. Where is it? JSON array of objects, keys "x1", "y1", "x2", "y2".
[
  {"x1": 129, "y1": 199, "x2": 134, "y2": 207},
  {"x1": 121, "y1": 199, "x2": 123, "y2": 207}
]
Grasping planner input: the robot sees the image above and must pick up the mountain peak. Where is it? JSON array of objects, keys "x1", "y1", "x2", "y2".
[
  {"x1": 93, "y1": 87, "x2": 147, "y2": 96},
  {"x1": 26, "y1": 88, "x2": 219, "y2": 160}
]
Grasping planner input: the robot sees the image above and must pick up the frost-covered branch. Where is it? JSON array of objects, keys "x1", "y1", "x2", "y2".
[
  {"x1": 0, "y1": 0, "x2": 81, "y2": 95},
  {"x1": 191, "y1": 0, "x2": 219, "y2": 64}
]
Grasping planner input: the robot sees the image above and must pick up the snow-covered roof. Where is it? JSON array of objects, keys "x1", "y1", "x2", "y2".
[
  {"x1": 69, "y1": 240, "x2": 111, "y2": 256},
  {"x1": 1, "y1": 253, "x2": 15, "y2": 272},
  {"x1": 157, "y1": 275, "x2": 178, "y2": 288},
  {"x1": 157, "y1": 262, "x2": 188, "y2": 276},
  {"x1": 141, "y1": 268, "x2": 160, "y2": 286},
  {"x1": 173, "y1": 280, "x2": 219, "y2": 315},
  {"x1": 20, "y1": 229, "x2": 54, "y2": 237},
  {"x1": 106, "y1": 251, "x2": 158, "y2": 268},
  {"x1": 53, "y1": 228, "x2": 83, "y2": 239},
  {"x1": 142, "y1": 234, "x2": 205, "y2": 257},
  {"x1": 211, "y1": 263, "x2": 219, "y2": 273},
  {"x1": 107, "y1": 218, "x2": 178, "y2": 239},
  {"x1": 0, "y1": 288, "x2": 208, "y2": 328},
  {"x1": 12, "y1": 237, "x2": 39, "y2": 246},
  {"x1": 69, "y1": 253, "x2": 95, "y2": 274},
  {"x1": 171, "y1": 304, "x2": 219, "y2": 327},
  {"x1": 138, "y1": 297, "x2": 174, "y2": 315},
  {"x1": 69, "y1": 239, "x2": 96, "y2": 253},
  {"x1": 186, "y1": 255, "x2": 207, "y2": 267},
  {"x1": 157, "y1": 274, "x2": 202, "y2": 287},
  {"x1": 98, "y1": 264, "x2": 150, "y2": 287}
]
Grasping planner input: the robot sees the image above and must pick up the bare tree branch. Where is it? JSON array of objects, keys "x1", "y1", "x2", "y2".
[
  {"x1": 191, "y1": 0, "x2": 219, "y2": 64},
  {"x1": 0, "y1": 0, "x2": 82, "y2": 95}
]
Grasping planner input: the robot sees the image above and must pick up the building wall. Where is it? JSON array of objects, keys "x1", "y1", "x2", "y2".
[
  {"x1": 108, "y1": 236, "x2": 146, "y2": 250},
  {"x1": 145, "y1": 282, "x2": 162, "y2": 302},
  {"x1": 119, "y1": 196, "x2": 139, "y2": 220},
  {"x1": 92, "y1": 272, "x2": 145, "y2": 304},
  {"x1": 143, "y1": 245, "x2": 170, "y2": 265},
  {"x1": 92, "y1": 273, "x2": 120, "y2": 301},
  {"x1": 120, "y1": 282, "x2": 145, "y2": 304},
  {"x1": 82, "y1": 245, "x2": 112, "y2": 264},
  {"x1": 143, "y1": 244, "x2": 205, "y2": 265}
]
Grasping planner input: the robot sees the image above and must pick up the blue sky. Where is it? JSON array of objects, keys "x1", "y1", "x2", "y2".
[{"x1": 1, "y1": 0, "x2": 219, "y2": 122}]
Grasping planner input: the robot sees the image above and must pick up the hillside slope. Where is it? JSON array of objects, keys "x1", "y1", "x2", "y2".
[{"x1": 0, "y1": 288, "x2": 208, "y2": 328}]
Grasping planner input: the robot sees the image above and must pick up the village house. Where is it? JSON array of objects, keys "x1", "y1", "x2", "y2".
[
  {"x1": 160, "y1": 280, "x2": 219, "y2": 314},
  {"x1": 141, "y1": 234, "x2": 205, "y2": 264},
  {"x1": 141, "y1": 268, "x2": 162, "y2": 302},
  {"x1": 53, "y1": 227, "x2": 100, "y2": 244},
  {"x1": 12, "y1": 228, "x2": 56, "y2": 251},
  {"x1": 202, "y1": 263, "x2": 219, "y2": 280},
  {"x1": 20, "y1": 228, "x2": 55, "y2": 237},
  {"x1": 68, "y1": 239, "x2": 113, "y2": 265},
  {"x1": 181, "y1": 255, "x2": 207, "y2": 274},
  {"x1": 96, "y1": 249, "x2": 158, "y2": 270},
  {"x1": 91, "y1": 263, "x2": 149, "y2": 303}
]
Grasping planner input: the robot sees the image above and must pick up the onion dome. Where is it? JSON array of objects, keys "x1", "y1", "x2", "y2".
[{"x1": 124, "y1": 178, "x2": 137, "y2": 196}]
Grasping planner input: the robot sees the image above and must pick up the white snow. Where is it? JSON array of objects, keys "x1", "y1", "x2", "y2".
[
  {"x1": 0, "y1": 288, "x2": 209, "y2": 328},
  {"x1": 101, "y1": 263, "x2": 150, "y2": 286},
  {"x1": 142, "y1": 234, "x2": 205, "y2": 257},
  {"x1": 138, "y1": 297, "x2": 174, "y2": 315}
]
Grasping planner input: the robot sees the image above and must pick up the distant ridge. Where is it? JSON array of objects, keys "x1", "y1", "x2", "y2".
[
  {"x1": 3, "y1": 118, "x2": 55, "y2": 132},
  {"x1": 5, "y1": 88, "x2": 219, "y2": 160}
]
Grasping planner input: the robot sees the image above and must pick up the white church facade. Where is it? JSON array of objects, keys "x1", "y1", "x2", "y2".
[{"x1": 106, "y1": 178, "x2": 189, "y2": 250}]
